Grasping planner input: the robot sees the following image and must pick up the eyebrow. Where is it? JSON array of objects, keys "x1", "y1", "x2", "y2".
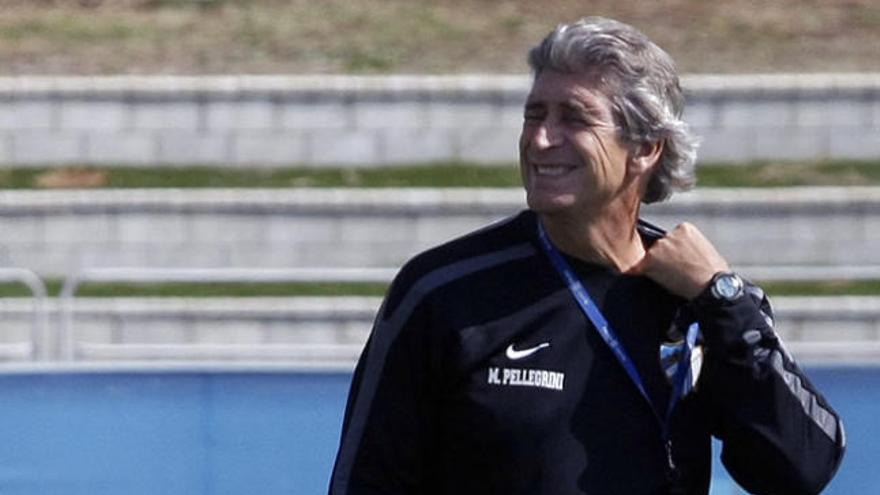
[
  {"x1": 560, "y1": 100, "x2": 604, "y2": 119},
  {"x1": 523, "y1": 98, "x2": 604, "y2": 117}
]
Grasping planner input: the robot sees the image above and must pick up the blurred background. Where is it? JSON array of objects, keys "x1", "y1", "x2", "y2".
[{"x1": 0, "y1": 1, "x2": 879, "y2": 493}]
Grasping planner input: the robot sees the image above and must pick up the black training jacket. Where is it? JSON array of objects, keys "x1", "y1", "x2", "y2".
[{"x1": 329, "y1": 210, "x2": 845, "y2": 495}]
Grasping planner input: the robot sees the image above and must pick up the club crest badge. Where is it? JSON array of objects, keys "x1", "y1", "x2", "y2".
[{"x1": 660, "y1": 321, "x2": 704, "y2": 398}]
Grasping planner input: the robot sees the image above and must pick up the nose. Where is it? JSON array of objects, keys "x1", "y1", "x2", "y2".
[{"x1": 529, "y1": 120, "x2": 562, "y2": 150}]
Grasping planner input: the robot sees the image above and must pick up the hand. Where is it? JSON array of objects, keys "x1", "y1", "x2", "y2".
[{"x1": 629, "y1": 222, "x2": 730, "y2": 300}]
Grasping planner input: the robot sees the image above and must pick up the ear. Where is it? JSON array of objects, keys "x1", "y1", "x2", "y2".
[{"x1": 627, "y1": 140, "x2": 664, "y2": 175}]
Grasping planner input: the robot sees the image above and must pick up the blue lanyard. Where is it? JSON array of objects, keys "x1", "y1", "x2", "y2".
[{"x1": 536, "y1": 221, "x2": 699, "y2": 443}]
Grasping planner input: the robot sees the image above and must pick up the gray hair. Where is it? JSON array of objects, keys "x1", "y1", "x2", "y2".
[{"x1": 527, "y1": 17, "x2": 699, "y2": 203}]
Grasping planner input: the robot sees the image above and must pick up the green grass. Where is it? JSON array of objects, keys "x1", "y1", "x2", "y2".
[
  {"x1": 761, "y1": 281, "x2": 880, "y2": 297},
  {"x1": 2, "y1": 0, "x2": 879, "y2": 74},
  {"x1": 3, "y1": 160, "x2": 880, "y2": 189},
  {"x1": 0, "y1": 15, "x2": 151, "y2": 43},
  {"x1": 696, "y1": 160, "x2": 880, "y2": 188},
  {"x1": 1, "y1": 280, "x2": 878, "y2": 298},
  {"x1": 0, "y1": 163, "x2": 522, "y2": 189}
]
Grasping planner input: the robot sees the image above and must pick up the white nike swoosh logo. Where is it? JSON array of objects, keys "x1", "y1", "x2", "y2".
[{"x1": 506, "y1": 342, "x2": 550, "y2": 360}]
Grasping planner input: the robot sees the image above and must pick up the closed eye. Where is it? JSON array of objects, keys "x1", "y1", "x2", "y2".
[
  {"x1": 523, "y1": 104, "x2": 545, "y2": 122},
  {"x1": 561, "y1": 114, "x2": 589, "y2": 126},
  {"x1": 560, "y1": 101, "x2": 605, "y2": 128}
]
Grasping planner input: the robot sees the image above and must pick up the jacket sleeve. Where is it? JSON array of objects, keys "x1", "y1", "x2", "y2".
[
  {"x1": 328, "y1": 286, "x2": 442, "y2": 495},
  {"x1": 694, "y1": 283, "x2": 845, "y2": 495}
]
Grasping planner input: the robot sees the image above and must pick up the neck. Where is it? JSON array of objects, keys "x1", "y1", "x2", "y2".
[{"x1": 538, "y1": 202, "x2": 644, "y2": 272}]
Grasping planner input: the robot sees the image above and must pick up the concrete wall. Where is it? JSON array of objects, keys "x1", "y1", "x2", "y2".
[
  {"x1": 1, "y1": 296, "x2": 877, "y2": 366},
  {"x1": 1, "y1": 187, "x2": 879, "y2": 278},
  {"x1": 1, "y1": 74, "x2": 879, "y2": 166}
]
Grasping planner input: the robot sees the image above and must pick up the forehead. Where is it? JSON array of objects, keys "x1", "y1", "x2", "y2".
[{"x1": 525, "y1": 69, "x2": 612, "y2": 108}]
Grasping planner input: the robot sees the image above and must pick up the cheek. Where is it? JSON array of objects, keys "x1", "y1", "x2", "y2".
[
  {"x1": 583, "y1": 132, "x2": 625, "y2": 164},
  {"x1": 571, "y1": 134, "x2": 599, "y2": 162}
]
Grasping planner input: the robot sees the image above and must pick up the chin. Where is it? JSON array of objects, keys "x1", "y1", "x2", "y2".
[{"x1": 525, "y1": 191, "x2": 577, "y2": 215}]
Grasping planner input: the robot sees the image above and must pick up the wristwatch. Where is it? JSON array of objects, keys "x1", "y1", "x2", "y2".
[{"x1": 706, "y1": 271, "x2": 745, "y2": 302}]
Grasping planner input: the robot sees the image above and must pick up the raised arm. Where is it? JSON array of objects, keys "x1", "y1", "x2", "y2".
[{"x1": 633, "y1": 222, "x2": 845, "y2": 494}]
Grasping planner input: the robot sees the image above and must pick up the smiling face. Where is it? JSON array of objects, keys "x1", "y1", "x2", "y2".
[{"x1": 519, "y1": 70, "x2": 635, "y2": 218}]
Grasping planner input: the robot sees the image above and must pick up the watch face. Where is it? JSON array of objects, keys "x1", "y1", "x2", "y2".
[{"x1": 715, "y1": 274, "x2": 743, "y2": 300}]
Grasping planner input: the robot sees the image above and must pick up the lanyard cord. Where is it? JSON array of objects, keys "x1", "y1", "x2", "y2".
[{"x1": 536, "y1": 221, "x2": 699, "y2": 445}]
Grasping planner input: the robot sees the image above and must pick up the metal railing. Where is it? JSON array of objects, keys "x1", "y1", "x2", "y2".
[
  {"x1": 0, "y1": 264, "x2": 878, "y2": 367},
  {"x1": 0, "y1": 268, "x2": 50, "y2": 361},
  {"x1": 57, "y1": 267, "x2": 395, "y2": 362}
]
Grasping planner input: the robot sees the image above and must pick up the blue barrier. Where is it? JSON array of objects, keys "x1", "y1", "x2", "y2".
[
  {"x1": 0, "y1": 367, "x2": 873, "y2": 494},
  {"x1": 0, "y1": 372, "x2": 348, "y2": 494}
]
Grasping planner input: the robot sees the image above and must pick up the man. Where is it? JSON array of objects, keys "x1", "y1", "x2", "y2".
[{"x1": 330, "y1": 17, "x2": 845, "y2": 495}]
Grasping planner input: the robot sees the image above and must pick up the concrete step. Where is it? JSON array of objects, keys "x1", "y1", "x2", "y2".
[
  {"x1": 2, "y1": 74, "x2": 878, "y2": 166},
  {"x1": 1, "y1": 296, "x2": 877, "y2": 367},
  {"x1": 2, "y1": 187, "x2": 880, "y2": 277}
]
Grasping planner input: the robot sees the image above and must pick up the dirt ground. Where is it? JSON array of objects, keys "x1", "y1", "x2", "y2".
[{"x1": 1, "y1": 0, "x2": 879, "y2": 75}]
